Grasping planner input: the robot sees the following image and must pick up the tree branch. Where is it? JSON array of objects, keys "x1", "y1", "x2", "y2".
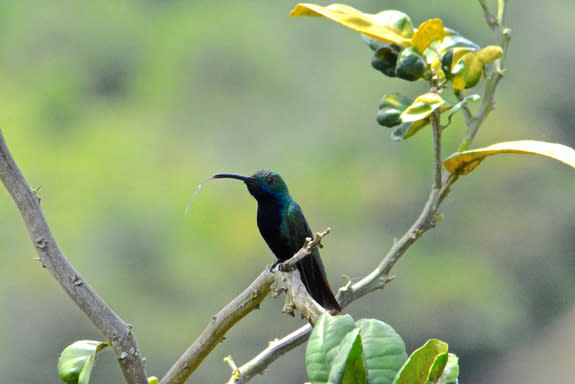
[
  {"x1": 161, "y1": 229, "x2": 330, "y2": 384},
  {"x1": 226, "y1": 324, "x2": 312, "y2": 384},
  {"x1": 160, "y1": 269, "x2": 275, "y2": 384},
  {"x1": 0, "y1": 130, "x2": 148, "y2": 384},
  {"x1": 459, "y1": 0, "x2": 510, "y2": 151}
]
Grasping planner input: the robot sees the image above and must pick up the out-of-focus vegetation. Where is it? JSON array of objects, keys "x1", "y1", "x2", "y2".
[{"x1": 0, "y1": 1, "x2": 573, "y2": 383}]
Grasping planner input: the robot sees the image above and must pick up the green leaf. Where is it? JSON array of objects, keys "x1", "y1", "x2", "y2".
[
  {"x1": 306, "y1": 313, "x2": 357, "y2": 383},
  {"x1": 441, "y1": 354, "x2": 459, "y2": 384},
  {"x1": 58, "y1": 340, "x2": 109, "y2": 384},
  {"x1": 290, "y1": 4, "x2": 412, "y2": 47},
  {"x1": 390, "y1": 119, "x2": 430, "y2": 141},
  {"x1": 328, "y1": 329, "x2": 368, "y2": 384},
  {"x1": 392, "y1": 339, "x2": 448, "y2": 384},
  {"x1": 428, "y1": 351, "x2": 448, "y2": 383},
  {"x1": 444, "y1": 140, "x2": 575, "y2": 175},
  {"x1": 356, "y1": 319, "x2": 408, "y2": 384},
  {"x1": 433, "y1": 28, "x2": 479, "y2": 54},
  {"x1": 376, "y1": 93, "x2": 412, "y2": 127},
  {"x1": 446, "y1": 94, "x2": 480, "y2": 125}
]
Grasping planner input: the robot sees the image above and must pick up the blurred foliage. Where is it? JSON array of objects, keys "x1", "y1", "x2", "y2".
[{"x1": 0, "y1": 1, "x2": 574, "y2": 383}]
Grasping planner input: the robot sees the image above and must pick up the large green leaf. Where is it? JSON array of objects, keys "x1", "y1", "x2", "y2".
[
  {"x1": 444, "y1": 140, "x2": 575, "y2": 175},
  {"x1": 328, "y1": 329, "x2": 368, "y2": 384},
  {"x1": 356, "y1": 319, "x2": 408, "y2": 384},
  {"x1": 306, "y1": 313, "x2": 357, "y2": 383},
  {"x1": 58, "y1": 340, "x2": 109, "y2": 384},
  {"x1": 392, "y1": 339, "x2": 448, "y2": 384}
]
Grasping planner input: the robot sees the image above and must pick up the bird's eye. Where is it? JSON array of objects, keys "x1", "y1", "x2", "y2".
[{"x1": 266, "y1": 176, "x2": 275, "y2": 185}]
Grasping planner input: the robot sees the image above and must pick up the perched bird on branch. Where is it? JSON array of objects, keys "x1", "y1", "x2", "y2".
[{"x1": 211, "y1": 170, "x2": 340, "y2": 312}]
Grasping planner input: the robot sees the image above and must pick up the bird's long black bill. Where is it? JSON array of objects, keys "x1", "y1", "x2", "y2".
[
  {"x1": 212, "y1": 173, "x2": 250, "y2": 181},
  {"x1": 185, "y1": 173, "x2": 252, "y2": 215}
]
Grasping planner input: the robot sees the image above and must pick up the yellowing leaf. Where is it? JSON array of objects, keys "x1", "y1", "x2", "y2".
[
  {"x1": 412, "y1": 18, "x2": 445, "y2": 53},
  {"x1": 444, "y1": 140, "x2": 575, "y2": 175},
  {"x1": 291, "y1": 3, "x2": 412, "y2": 47},
  {"x1": 442, "y1": 47, "x2": 475, "y2": 76},
  {"x1": 476, "y1": 45, "x2": 503, "y2": 64},
  {"x1": 400, "y1": 92, "x2": 446, "y2": 123},
  {"x1": 451, "y1": 45, "x2": 502, "y2": 90},
  {"x1": 402, "y1": 117, "x2": 432, "y2": 139},
  {"x1": 426, "y1": 51, "x2": 445, "y2": 81}
]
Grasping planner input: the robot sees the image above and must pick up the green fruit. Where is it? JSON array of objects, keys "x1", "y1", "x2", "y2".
[
  {"x1": 371, "y1": 44, "x2": 402, "y2": 77},
  {"x1": 395, "y1": 47, "x2": 426, "y2": 81},
  {"x1": 441, "y1": 49, "x2": 454, "y2": 77},
  {"x1": 376, "y1": 108, "x2": 402, "y2": 127},
  {"x1": 376, "y1": 93, "x2": 412, "y2": 127}
]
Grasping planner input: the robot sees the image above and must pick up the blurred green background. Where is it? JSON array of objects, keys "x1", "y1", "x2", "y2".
[{"x1": 0, "y1": 1, "x2": 573, "y2": 383}]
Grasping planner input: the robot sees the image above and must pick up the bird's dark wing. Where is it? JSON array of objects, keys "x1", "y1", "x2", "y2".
[
  {"x1": 284, "y1": 202, "x2": 313, "y2": 250},
  {"x1": 284, "y1": 201, "x2": 341, "y2": 312}
]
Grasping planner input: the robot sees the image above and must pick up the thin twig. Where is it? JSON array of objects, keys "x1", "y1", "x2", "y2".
[
  {"x1": 459, "y1": 0, "x2": 510, "y2": 151},
  {"x1": 431, "y1": 111, "x2": 443, "y2": 190},
  {"x1": 0, "y1": 130, "x2": 148, "y2": 384},
  {"x1": 226, "y1": 325, "x2": 312, "y2": 384}
]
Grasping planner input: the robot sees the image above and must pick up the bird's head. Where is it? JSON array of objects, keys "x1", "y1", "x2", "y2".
[{"x1": 212, "y1": 169, "x2": 289, "y2": 202}]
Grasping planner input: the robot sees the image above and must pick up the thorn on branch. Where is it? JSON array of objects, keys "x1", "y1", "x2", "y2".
[
  {"x1": 32, "y1": 185, "x2": 42, "y2": 204},
  {"x1": 34, "y1": 237, "x2": 47, "y2": 249},
  {"x1": 72, "y1": 275, "x2": 83, "y2": 286},
  {"x1": 382, "y1": 275, "x2": 396, "y2": 287}
]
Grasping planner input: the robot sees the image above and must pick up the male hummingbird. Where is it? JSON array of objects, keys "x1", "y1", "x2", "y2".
[{"x1": 211, "y1": 170, "x2": 341, "y2": 312}]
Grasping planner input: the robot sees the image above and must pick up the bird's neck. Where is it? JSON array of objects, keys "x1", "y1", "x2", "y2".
[{"x1": 256, "y1": 195, "x2": 291, "y2": 249}]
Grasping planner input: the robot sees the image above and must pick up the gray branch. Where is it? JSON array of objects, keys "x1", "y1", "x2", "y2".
[
  {"x1": 161, "y1": 230, "x2": 329, "y2": 384},
  {"x1": 0, "y1": 130, "x2": 148, "y2": 384}
]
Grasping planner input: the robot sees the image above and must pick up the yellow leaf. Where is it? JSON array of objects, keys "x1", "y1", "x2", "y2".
[
  {"x1": 412, "y1": 18, "x2": 445, "y2": 53},
  {"x1": 426, "y1": 51, "x2": 445, "y2": 81},
  {"x1": 476, "y1": 45, "x2": 503, "y2": 64},
  {"x1": 451, "y1": 46, "x2": 502, "y2": 90},
  {"x1": 444, "y1": 140, "x2": 575, "y2": 175},
  {"x1": 400, "y1": 92, "x2": 446, "y2": 123},
  {"x1": 291, "y1": 3, "x2": 412, "y2": 47}
]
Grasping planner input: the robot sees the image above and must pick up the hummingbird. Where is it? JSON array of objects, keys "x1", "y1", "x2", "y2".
[{"x1": 210, "y1": 170, "x2": 341, "y2": 312}]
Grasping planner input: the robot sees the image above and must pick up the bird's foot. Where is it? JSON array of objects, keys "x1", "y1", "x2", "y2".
[{"x1": 271, "y1": 260, "x2": 293, "y2": 273}]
